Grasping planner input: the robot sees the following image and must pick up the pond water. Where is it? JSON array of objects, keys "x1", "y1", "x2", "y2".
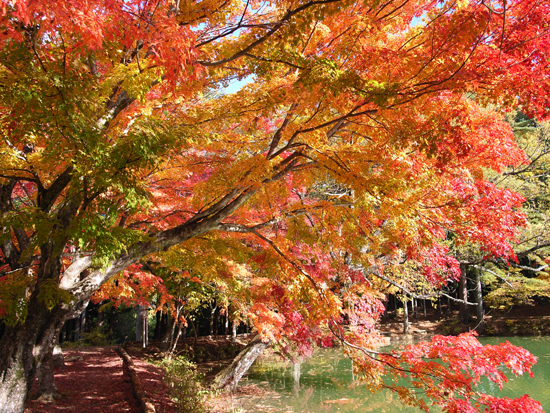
[{"x1": 235, "y1": 336, "x2": 550, "y2": 412}]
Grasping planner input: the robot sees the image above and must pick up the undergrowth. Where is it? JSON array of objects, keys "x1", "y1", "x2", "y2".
[
  {"x1": 158, "y1": 355, "x2": 209, "y2": 413},
  {"x1": 61, "y1": 325, "x2": 115, "y2": 347}
]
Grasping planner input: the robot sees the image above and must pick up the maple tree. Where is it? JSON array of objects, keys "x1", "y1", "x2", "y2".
[{"x1": 0, "y1": 0, "x2": 549, "y2": 411}]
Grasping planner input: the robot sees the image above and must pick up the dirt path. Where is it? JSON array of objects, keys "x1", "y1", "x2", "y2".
[{"x1": 25, "y1": 347, "x2": 141, "y2": 413}]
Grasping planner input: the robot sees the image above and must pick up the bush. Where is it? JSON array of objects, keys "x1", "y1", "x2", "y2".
[
  {"x1": 61, "y1": 325, "x2": 115, "y2": 348},
  {"x1": 81, "y1": 325, "x2": 115, "y2": 346},
  {"x1": 159, "y1": 356, "x2": 208, "y2": 413}
]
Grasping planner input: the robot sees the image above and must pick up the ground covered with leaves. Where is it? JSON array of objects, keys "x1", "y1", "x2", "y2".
[
  {"x1": 25, "y1": 347, "x2": 142, "y2": 413},
  {"x1": 24, "y1": 337, "x2": 249, "y2": 413}
]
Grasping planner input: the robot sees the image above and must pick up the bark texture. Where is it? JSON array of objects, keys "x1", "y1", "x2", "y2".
[
  {"x1": 213, "y1": 336, "x2": 269, "y2": 392},
  {"x1": 0, "y1": 303, "x2": 67, "y2": 413}
]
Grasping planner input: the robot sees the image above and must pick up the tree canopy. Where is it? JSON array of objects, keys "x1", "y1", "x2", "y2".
[{"x1": 0, "y1": 0, "x2": 549, "y2": 411}]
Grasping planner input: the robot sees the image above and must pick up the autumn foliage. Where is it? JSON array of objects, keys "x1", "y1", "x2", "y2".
[{"x1": 0, "y1": 0, "x2": 549, "y2": 411}]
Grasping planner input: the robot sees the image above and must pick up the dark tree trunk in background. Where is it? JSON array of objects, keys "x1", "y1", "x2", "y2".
[
  {"x1": 213, "y1": 336, "x2": 270, "y2": 392},
  {"x1": 162, "y1": 312, "x2": 174, "y2": 349},
  {"x1": 422, "y1": 293, "x2": 427, "y2": 317},
  {"x1": 209, "y1": 301, "x2": 217, "y2": 336},
  {"x1": 154, "y1": 311, "x2": 162, "y2": 339},
  {"x1": 161, "y1": 311, "x2": 168, "y2": 338},
  {"x1": 403, "y1": 298, "x2": 409, "y2": 334},
  {"x1": 97, "y1": 301, "x2": 107, "y2": 328},
  {"x1": 189, "y1": 316, "x2": 198, "y2": 345},
  {"x1": 232, "y1": 321, "x2": 238, "y2": 341},
  {"x1": 474, "y1": 269, "x2": 486, "y2": 333},
  {"x1": 78, "y1": 305, "x2": 87, "y2": 339},
  {"x1": 167, "y1": 312, "x2": 178, "y2": 351}
]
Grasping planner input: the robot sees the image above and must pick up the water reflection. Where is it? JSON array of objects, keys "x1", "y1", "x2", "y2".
[{"x1": 235, "y1": 337, "x2": 548, "y2": 413}]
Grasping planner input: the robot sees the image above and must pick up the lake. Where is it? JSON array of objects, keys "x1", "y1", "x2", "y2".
[{"x1": 233, "y1": 336, "x2": 550, "y2": 412}]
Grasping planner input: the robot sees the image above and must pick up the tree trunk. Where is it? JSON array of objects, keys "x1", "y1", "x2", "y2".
[
  {"x1": 143, "y1": 308, "x2": 148, "y2": 348},
  {"x1": 403, "y1": 298, "x2": 409, "y2": 334},
  {"x1": 34, "y1": 299, "x2": 87, "y2": 403},
  {"x1": 154, "y1": 311, "x2": 162, "y2": 339},
  {"x1": 167, "y1": 308, "x2": 180, "y2": 351},
  {"x1": 162, "y1": 312, "x2": 175, "y2": 350},
  {"x1": 136, "y1": 304, "x2": 146, "y2": 343},
  {"x1": 474, "y1": 268, "x2": 486, "y2": 333},
  {"x1": 422, "y1": 291, "x2": 427, "y2": 317},
  {"x1": 35, "y1": 333, "x2": 65, "y2": 403},
  {"x1": 0, "y1": 301, "x2": 67, "y2": 413},
  {"x1": 97, "y1": 301, "x2": 107, "y2": 328},
  {"x1": 224, "y1": 311, "x2": 229, "y2": 336},
  {"x1": 458, "y1": 264, "x2": 469, "y2": 323},
  {"x1": 213, "y1": 336, "x2": 269, "y2": 392},
  {"x1": 65, "y1": 318, "x2": 76, "y2": 342},
  {"x1": 189, "y1": 316, "x2": 198, "y2": 345},
  {"x1": 168, "y1": 321, "x2": 184, "y2": 359},
  {"x1": 232, "y1": 321, "x2": 238, "y2": 341},
  {"x1": 36, "y1": 345, "x2": 59, "y2": 402},
  {"x1": 292, "y1": 361, "x2": 301, "y2": 394},
  {"x1": 79, "y1": 304, "x2": 87, "y2": 339},
  {"x1": 209, "y1": 302, "x2": 217, "y2": 336}
]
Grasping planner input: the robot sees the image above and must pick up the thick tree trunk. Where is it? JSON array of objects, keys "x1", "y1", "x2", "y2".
[
  {"x1": 36, "y1": 346, "x2": 59, "y2": 402},
  {"x1": 35, "y1": 337, "x2": 64, "y2": 402},
  {"x1": 0, "y1": 301, "x2": 67, "y2": 413},
  {"x1": 213, "y1": 336, "x2": 269, "y2": 392},
  {"x1": 34, "y1": 299, "x2": 87, "y2": 403},
  {"x1": 458, "y1": 264, "x2": 469, "y2": 323}
]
